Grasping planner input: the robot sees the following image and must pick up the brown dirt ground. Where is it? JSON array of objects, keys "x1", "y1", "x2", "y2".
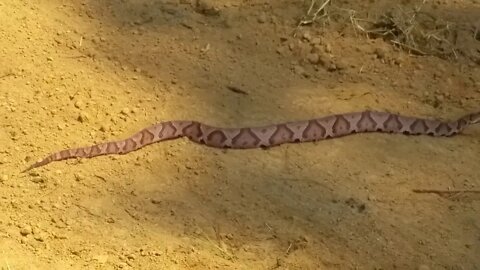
[{"x1": 1, "y1": 0, "x2": 479, "y2": 269}]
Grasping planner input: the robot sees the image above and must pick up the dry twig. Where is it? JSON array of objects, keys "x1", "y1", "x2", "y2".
[
  {"x1": 294, "y1": 0, "x2": 332, "y2": 36},
  {"x1": 226, "y1": 85, "x2": 248, "y2": 95},
  {"x1": 412, "y1": 189, "x2": 480, "y2": 200}
]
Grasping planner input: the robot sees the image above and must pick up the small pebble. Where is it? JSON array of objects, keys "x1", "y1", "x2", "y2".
[
  {"x1": 99, "y1": 125, "x2": 109, "y2": 132},
  {"x1": 276, "y1": 46, "x2": 286, "y2": 55},
  {"x1": 120, "y1": 108, "x2": 130, "y2": 115},
  {"x1": 31, "y1": 176, "x2": 46, "y2": 183},
  {"x1": 74, "y1": 100, "x2": 84, "y2": 109},
  {"x1": 335, "y1": 60, "x2": 348, "y2": 70},
  {"x1": 324, "y1": 43, "x2": 332, "y2": 53},
  {"x1": 20, "y1": 226, "x2": 32, "y2": 236},
  {"x1": 77, "y1": 111, "x2": 89, "y2": 123},
  {"x1": 28, "y1": 171, "x2": 40, "y2": 177},
  {"x1": 374, "y1": 47, "x2": 387, "y2": 59},
  {"x1": 54, "y1": 233, "x2": 67, "y2": 240},
  {"x1": 293, "y1": 65, "x2": 306, "y2": 76},
  {"x1": 0, "y1": 175, "x2": 8, "y2": 182},
  {"x1": 93, "y1": 255, "x2": 108, "y2": 264},
  {"x1": 307, "y1": 53, "x2": 320, "y2": 64},
  {"x1": 33, "y1": 233, "x2": 45, "y2": 242},
  {"x1": 310, "y1": 37, "x2": 322, "y2": 45},
  {"x1": 257, "y1": 12, "x2": 267, "y2": 23},
  {"x1": 288, "y1": 42, "x2": 295, "y2": 51},
  {"x1": 74, "y1": 173, "x2": 84, "y2": 181},
  {"x1": 151, "y1": 198, "x2": 162, "y2": 204},
  {"x1": 327, "y1": 63, "x2": 337, "y2": 71},
  {"x1": 302, "y1": 31, "x2": 312, "y2": 41},
  {"x1": 195, "y1": 0, "x2": 220, "y2": 16},
  {"x1": 106, "y1": 217, "x2": 115, "y2": 223}
]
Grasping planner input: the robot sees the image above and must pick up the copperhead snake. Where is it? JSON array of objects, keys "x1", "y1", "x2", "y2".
[{"x1": 24, "y1": 110, "x2": 480, "y2": 172}]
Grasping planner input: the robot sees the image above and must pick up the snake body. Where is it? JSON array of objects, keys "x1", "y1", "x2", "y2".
[{"x1": 24, "y1": 110, "x2": 480, "y2": 171}]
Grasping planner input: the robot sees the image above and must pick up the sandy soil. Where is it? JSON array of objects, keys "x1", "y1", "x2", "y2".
[{"x1": 0, "y1": 0, "x2": 479, "y2": 269}]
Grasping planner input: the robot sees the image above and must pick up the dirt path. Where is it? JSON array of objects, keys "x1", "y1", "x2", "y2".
[{"x1": 0, "y1": 0, "x2": 479, "y2": 269}]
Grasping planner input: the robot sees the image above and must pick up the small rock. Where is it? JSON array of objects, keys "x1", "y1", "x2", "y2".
[
  {"x1": 435, "y1": 94, "x2": 445, "y2": 102},
  {"x1": 74, "y1": 173, "x2": 84, "y2": 181},
  {"x1": 327, "y1": 63, "x2": 337, "y2": 71},
  {"x1": 120, "y1": 108, "x2": 130, "y2": 115},
  {"x1": 54, "y1": 233, "x2": 67, "y2": 239},
  {"x1": 257, "y1": 12, "x2": 267, "y2": 23},
  {"x1": 285, "y1": 43, "x2": 294, "y2": 53},
  {"x1": 276, "y1": 46, "x2": 286, "y2": 56},
  {"x1": 293, "y1": 65, "x2": 307, "y2": 76},
  {"x1": 417, "y1": 265, "x2": 430, "y2": 270},
  {"x1": 99, "y1": 125, "x2": 109, "y2": 132},
  {"x1": 324, "y1": 43, "x2": 332, "y2": 53},
  {"x1": 106, "y1": 217, "x2": 115, "y2": 223},
  {"x1": 34, "y1": 233, "x2": 46, "y2": 242},
  {"x1": 302, "y1": 31, "x2": 312, "y2": 42},
  {"x1": 374, "y1": 47, "x2": 387, "y2": 59},
  {"x1": 20, "y1": 226, "x2": 32, "y2": 236},
  {"x1": 77, "y1": 111, "x2": 89, "y2": 123},
  {"x1": 31, "y1": 176, "x2": 46, "y2": 183},
  {"x1": 335, "y1": 60, "x2": 348, "y2": 70},
  {"x1": 394, "y1": 56, "x2": 405, "y2": 66},
  {"x1": 151, "y1": 198, "x2": 162, "y2": 204},
  {"x1": 310, "y1": 37, "x2": 322, "y2": 45},
  {"x1": 195, "y1": 0, "x2": 220, "y2": 16},
  {"x1": 74, "y1": 100, "x2": 84, "y2": 109},
  {"x1": 93, "y1": 255, "x2": 108, "y2": 264},
  {"x1": 0, "y1": 175, "x2": 8, "y2": 182},
  {"x1": 311, "y1": 44, "x2": 323, "y2": 54},
  {"x1": 28, "y1": 171, "x2": 40, "y2": 177},
  {"x1": 307, "y1": 53, "x2": 320, "y2": 64},
  {"x1": 222, "y1": 15, "x2": 234, "y2": 28}
]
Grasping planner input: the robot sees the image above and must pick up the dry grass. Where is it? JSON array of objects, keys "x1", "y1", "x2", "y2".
[{"x1": 296, "y1": 0, "x2": 466, "y2": 60}]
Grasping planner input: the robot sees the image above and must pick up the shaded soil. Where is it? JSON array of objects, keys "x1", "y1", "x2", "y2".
[{"x1": 0, "y1": 0, "x2": 479, "y2": 269}]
